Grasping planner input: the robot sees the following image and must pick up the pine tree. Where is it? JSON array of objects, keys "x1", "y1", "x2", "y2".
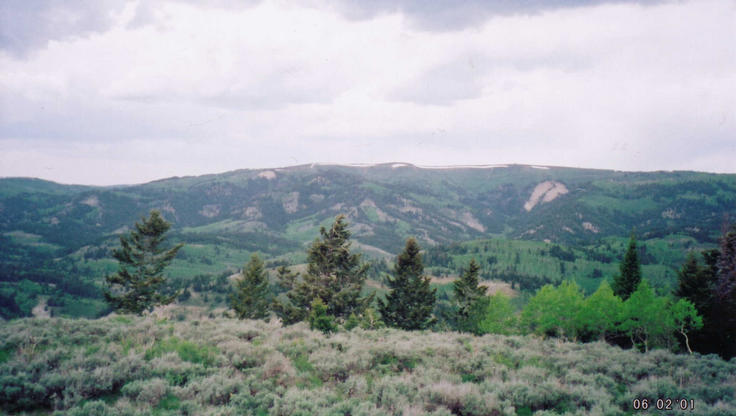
[
  {"x1": 103, "y1": 210, "x2": 183, "y2": 315},
  {"x1": 713, "y1": 223, "x2": 736, "y2": 358},
  {"x1": 673, "y1": 248, "x2": 721, "y2": 356},
  {"x1": 230, "y1": 253, "x2": 271, "y2": 320},
  {"x1": 271, "y1": 265, "x2": 303, "y2": 324},
  {"x1": 379, "y1": 238, "x2": 436, "y2": 330},
  {"x1": 273, "y1": 215, "x2": 374, "y2": 323},
  {"x1": 675, "y1": 252, "x2": 712, "y2": 316},
  {"x1": 612, "y1": 234, "x2": 642, "y2": 300},
  {"x1": 308, "y1": 298, "x2": 337, "y2": 334},
  {"x1": 453, "y1": 258, "x2": 487, "y2": 331}
]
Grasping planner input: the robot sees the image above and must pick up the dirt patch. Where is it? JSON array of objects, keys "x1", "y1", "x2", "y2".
[
  {"x1": 282, "y1": 192, "x2": 300, "y2": 214},
  {"x1": 32, "y1": 297, "x2": 51, "y2": 318},
  {"x1": 429, "y1": 277, "x2": 516, "y2": 297},
  {"x1": 258, "y1": 170, "x2": 277, "y2": 180},
  {"x1": 524, "y1": 181, "x2": 568, "y2": 211}
]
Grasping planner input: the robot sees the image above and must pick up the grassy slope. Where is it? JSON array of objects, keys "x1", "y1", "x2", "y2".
[
  {"x1": 425, "y1": 235, "x2": 706, "y2": 294},
  {"x1": 1, "y1": 312, "x2": 734, "y2": 415}
]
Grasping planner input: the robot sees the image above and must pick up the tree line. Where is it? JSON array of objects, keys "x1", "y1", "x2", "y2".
[{"x1": 103, "y1": 211, "x2": 736, "y2": 360}]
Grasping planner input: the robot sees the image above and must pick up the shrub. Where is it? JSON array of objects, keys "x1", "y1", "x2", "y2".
[{"x1": 145, "y1": 337, "x2": 217, "y2": 366}]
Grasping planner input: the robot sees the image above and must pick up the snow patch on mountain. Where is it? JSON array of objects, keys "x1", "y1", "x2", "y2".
[{"x1": 416, "y1": 164, "x2": 508, "y2": 170}]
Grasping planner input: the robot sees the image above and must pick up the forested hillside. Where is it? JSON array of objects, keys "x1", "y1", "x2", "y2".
[{"x1": 2, "y1": 163, "x2": 735, "y2": 318}]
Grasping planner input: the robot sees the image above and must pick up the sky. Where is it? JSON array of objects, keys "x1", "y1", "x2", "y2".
[{"x1": 1, "y1": 0, "x2": 735, "y2": 185}]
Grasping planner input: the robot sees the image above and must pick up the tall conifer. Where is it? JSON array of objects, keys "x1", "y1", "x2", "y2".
[
  {"x1": 675, "y1": 252, "x2": 712, "y2": 315},
  {"x1": 612, "y1": 234, "x2": 642, "y2": 300},
  {"x1": 230, "y1": 253, "x2": 271, "y2": 319},
  {"x1": 273, "y1": 215, "x2": 373, "y2": 323},
  {"x1": 453, "y1": 258, "x2": 487, "y2": 330},
  {"x1": 103, "y1": 210, "x2": 183, "y2": 315},
  {"x1": 380, "y1": 238, "x2": 436, "y2": 330},
  {"x1": 714, "y1": 223, "x2": 736, "y2": 358}
]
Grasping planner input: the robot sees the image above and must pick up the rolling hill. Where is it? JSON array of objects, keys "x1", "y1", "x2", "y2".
[{"x1": 2, "y1": 163, "x2": 735, "y2": 317}]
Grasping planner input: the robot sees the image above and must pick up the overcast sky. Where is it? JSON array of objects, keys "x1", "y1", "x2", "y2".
[{"x1": 1, "y1": 0, "x2": 735, "y2": 185}]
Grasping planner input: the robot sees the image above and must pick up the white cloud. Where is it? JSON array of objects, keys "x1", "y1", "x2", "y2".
[{"x1": 1, "y1": 0, "x2": 735, "y2": 185}]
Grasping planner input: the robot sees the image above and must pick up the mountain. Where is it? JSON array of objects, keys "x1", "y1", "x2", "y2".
[{"x1": 2, "y1": 163, "x2": 735, "y2": 317}]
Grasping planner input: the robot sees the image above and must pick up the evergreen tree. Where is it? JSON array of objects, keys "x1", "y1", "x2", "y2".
[
  {"x1": 230, "y1": 253, "x2": 271, "y2": 320},
  {"x1": 273, "y1": 215, "x2": 373, "y2": 323},
  {"x1": 271, "y1": 265, "x2": 303, "y2": 324},
  {"x1": 675, "y1": 252, "x2": 712, "y2": 317},
  {"x1": 714, "y1": 223, "x2": 736, "y2": 359},
  {"x1": 379, "y1": 238, "x2": 436, "y2": 330},
  {"x1": 612, "y1": 234, "x2": 642, "y2": 300},
  {"x1": 103, "y1": 210, "x2": 183, "y2": 315},
  {"x1": 672, "y1": 249, "x2": 721, "y2": 356},
  {"x1": 453, "y1": 258, "x2": 487, "y2": 331},
  {"x1": 309, "y1": 298, "x2": 337, "y2": 334}
]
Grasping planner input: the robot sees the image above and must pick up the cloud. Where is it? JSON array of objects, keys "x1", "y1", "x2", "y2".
[
  {"x1": 0, "y1": 0, "x2": 735, "y2": 185},
  {"x1": 0, "y1": 0, "x2": 127, "y2": 57},
  {"x1": 328, "y1": 0, "x2": 668, "y2": 31},
  {"x1": 390, "y1": 59, "x2": 485, "y2": 105},
  {"x1": 0, "y1": 0, "x2": 266, "y2": 56}
]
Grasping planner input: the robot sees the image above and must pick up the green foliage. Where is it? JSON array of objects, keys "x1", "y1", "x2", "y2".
[
  {"x1": 103, "y1": 210, "x2": 183, "y2": 315},
  {"x1": 379, "y1": 237, "x2": 436, "y2": 330},
  {"x1": 145, "y1": 337, "x2": 217, "y2": 366},
  {"x1": 675, "y1": 252, "x2": 712, "y2": 312},
  {"x1": 308, "y1": 298, "x2": 336, "y2": 334},
  {"x1": 619, "y1": 280, "x2": 672, "y2": 352},
  {"x1": 475, "y1": 292, "x2": 517, "y2": 335},
  {"x1": 577, "y1": 280, "x2": 622, "y2": 341},
  {"x1": 274, "y1": 215, "x2": 374, "y2": 324},
  {"x1": 271, "y1": 265, "x2": 302, "y2": 325},
  {"x1": 670, "y1": 298, "x2": 703, "y2": 354},
  {"x1": 343, "y1": 313, "x2": 360, "y2": 331},
  {"x1": 0, "y1": 347, "x2": 11, "y2": 364},
  {"x1": 521, "y1": 280, "x2": 584, "y2": 340},
  {"x1": 358, "y1": 307, "x2": 385, "y2": 330},
  {"x1": 453, "y1": 258, "x2": 487, "y2": 331},
  {"x1": 714, "y1": 222, "x2": 736, "y2": 358},
  {"x1": 612, "y1": 234, "x2": 642, "y2": 300},
  {"x1": 230, "y1": 253, "x2": 271, "y2": 320}
]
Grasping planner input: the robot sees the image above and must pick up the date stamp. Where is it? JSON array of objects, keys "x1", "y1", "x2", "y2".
[{"x1": 632, "y1": 398, "x2": 695, "y2": 411}]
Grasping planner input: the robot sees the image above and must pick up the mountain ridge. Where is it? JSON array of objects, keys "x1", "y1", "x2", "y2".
[{"x1": 3, "y1": 162, "x2": 734, "y2": 188}]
